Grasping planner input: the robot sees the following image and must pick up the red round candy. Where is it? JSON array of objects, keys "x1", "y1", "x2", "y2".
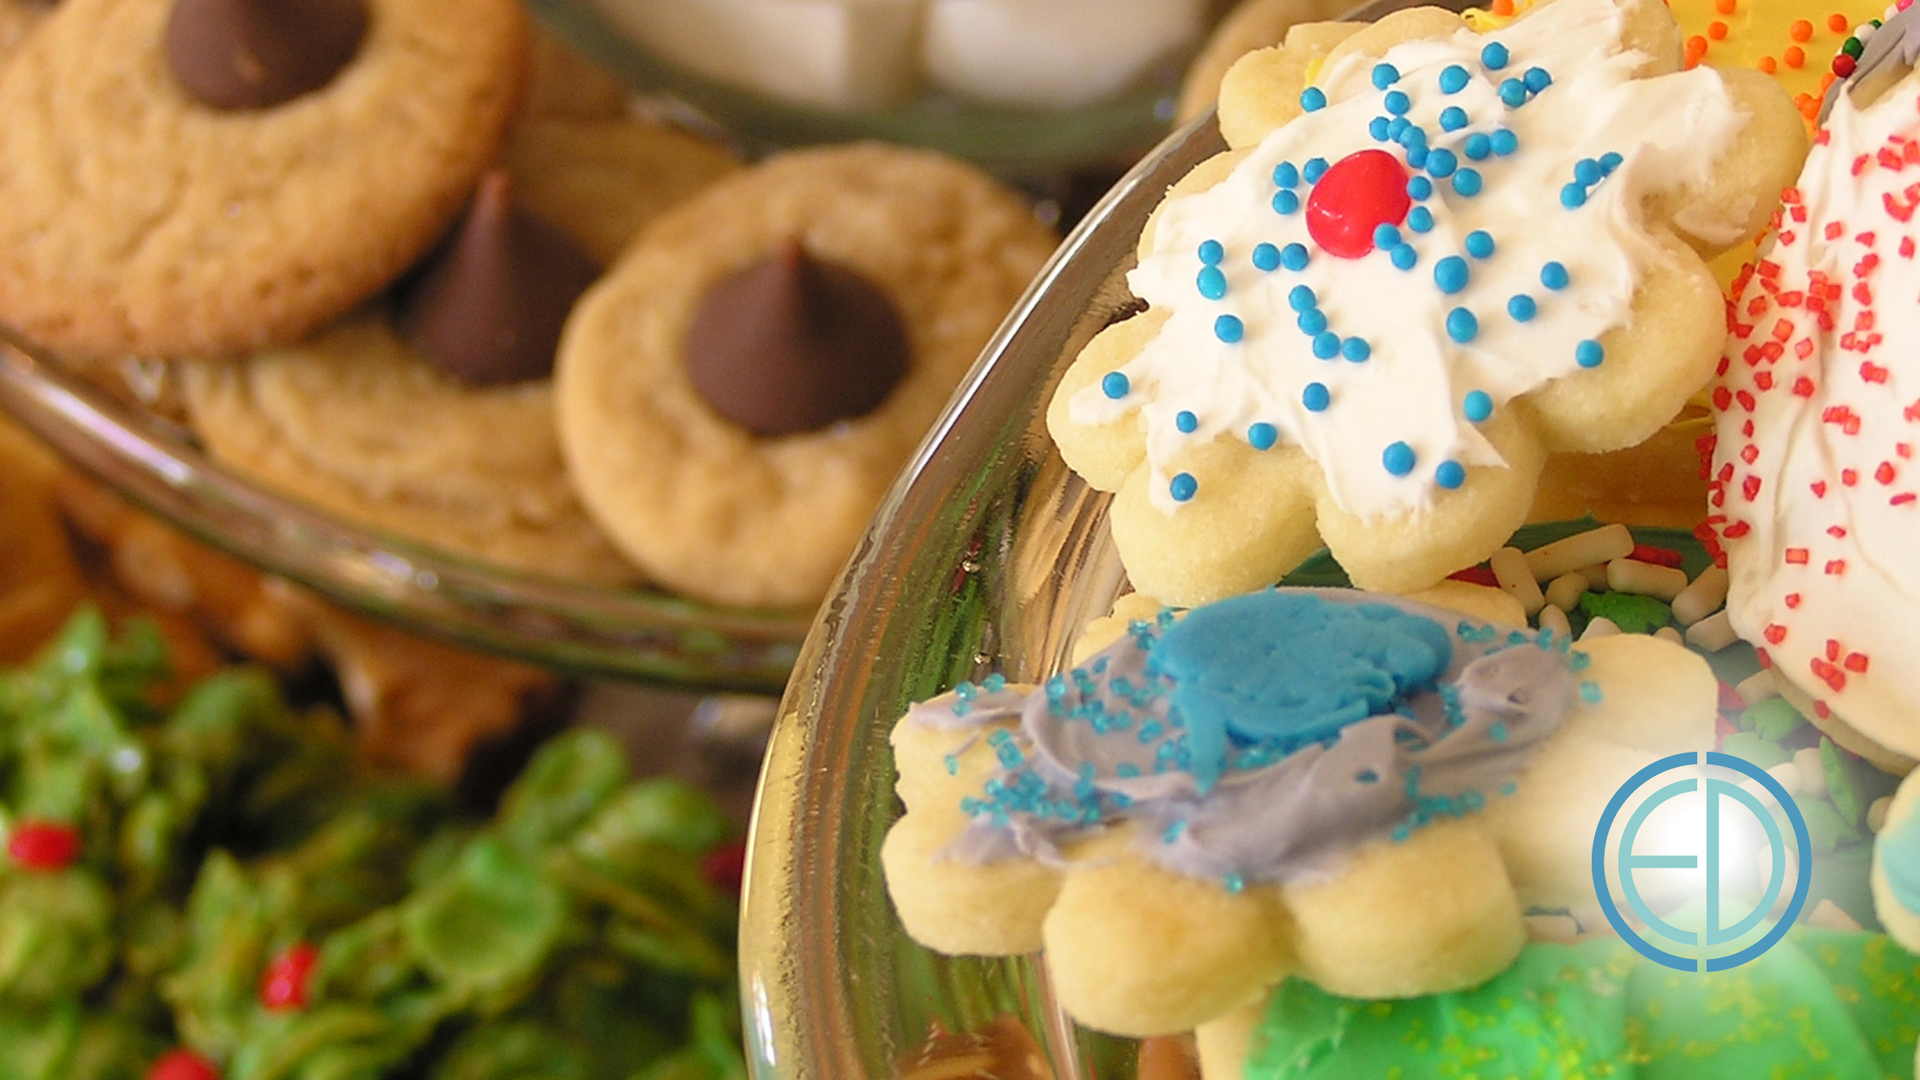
[
  {"x1": 700, "y1": 839, "x2": 748, "y2": 896},
  {"x1": 259, "y1": 942, "x2": 320, "y2": 1011},
  {"x1": 147, "y1": 1050, "x2": 220, "y2": 1080},
  {"x1": 6, "y1": 821, "x2": 81, "y2": 871},
  {"x1": 1305, "y1": 149, "x2": 1413, "y2": 259}
]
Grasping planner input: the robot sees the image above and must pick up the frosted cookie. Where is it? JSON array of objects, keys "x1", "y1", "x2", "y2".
[
  {"x1": 0, "y1": 0, "x2": 527, "y2": 358},
  {"x1": 881, "y1": 587, "x2": 1717, "y2": 1040},
  {"x1": 555, "y1": 143, "x2": 1057, "y2": 610},
  {"x1": 1709, "y1": 14, "x2": 1920, "y2": 764},
  {"x1": 1047, "y1": 0, "x2": 1806, "y2": 607}
]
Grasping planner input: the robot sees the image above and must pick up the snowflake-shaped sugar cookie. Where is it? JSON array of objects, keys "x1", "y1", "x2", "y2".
[
  {"x1": 1048, "y1": 0, "x2": 1806, "y2": 606},
  {"x1": 880, "y1": 588, "x2": 1717, "y2": 1046}
]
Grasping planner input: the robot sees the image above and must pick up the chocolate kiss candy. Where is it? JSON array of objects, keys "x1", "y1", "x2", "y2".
[
  {"x1": 684, "y1": 238, "x2": 911, "y2": 437},
  {"x1": 399, "y1": 171, "x2": 602, "y2": 386},
  {"x1": 166, "y1": 0, "x2": 368, "y2": 110}
]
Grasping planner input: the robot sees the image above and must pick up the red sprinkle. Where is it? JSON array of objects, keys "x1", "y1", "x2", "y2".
[
  {"x1": 7, "y1": 821, "x2": 81, "y2": 872},
  {"x1": 146, "y1": 1051, "x2": 220, "y2": 1080},
  {"x1": 1629, "y1": 544, "x2": 1683, "y2": 568},
  {"x1": 259, "y1": 943, "x2": 320, "y2": 1011}
]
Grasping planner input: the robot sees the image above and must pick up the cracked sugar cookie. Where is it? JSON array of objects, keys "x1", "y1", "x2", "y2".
[
  {"x1": 881, "y1": 587, "x2": 1716, "y2": 1045},
  {"x1": 1047, "y1": 0, "x2": 1806, "y2": 607},
  {"x1": 0, "y1": 0, "x2": 527, "y2": 357}
]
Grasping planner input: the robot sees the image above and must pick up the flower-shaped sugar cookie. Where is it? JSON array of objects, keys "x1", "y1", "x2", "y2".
[
  {"x1": 881, "y1": 588, "x2": 1717, "y2": 1047},
  {"x1": 1048, "y1": 0, "x2": 1806, "y2": 606}
]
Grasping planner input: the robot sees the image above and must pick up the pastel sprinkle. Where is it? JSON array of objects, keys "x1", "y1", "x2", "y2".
[
  {"x1": 1439, "y1": 64, "x2": 1470, "y2": 92},
  {"x1": 1407, "y1": 206, "x2": 1434, "y2": 232},
  {"x1": 1482, "y1": 42, "x2": 1509, "y2": 69},
  {"x1": 1247, "y1": 422, "x2": 1278, "y2": 450},
  {"x1": 1426, "y1": 147, "x2": 1458, "y2": 178},
  {"x1": 1198, "y1": 239, "x2": 1224, "y2": 265},
  {"x1": 1573, "y1": 158, "x2": 1603, "y2": 184},
  {"x1": 1170, "y1": 473, "x2": 1198, "y2": 501},
  {"x1": 1196, "y1": 266, "x2": 1227, "y2": 299},
  {"x1": 1407, "y1": 175, "x2": 1434, "y2": 200},
  {"x1": 1384, "y1": 90, "x2": 1411, "y2": 116},
  {"x1": 1523, "y1": 66, "x2": 1552, "y2": 93},
  {"x1": 1370, "y1": 116, "x2": 1392, "y2": 141},
  {"x1": 1372, "y1": 62, "x2": 1401, "y2": 88},
  {"x1": 1279, "y1": 243, "x2": 1310, "y2": 271},
  {"x1": 1298, "y1": 308, "x2": 1329, "y2": 334},
  {"x1": 1452, "y1": 169, "x2": 1483, "y2": 196},
  {"x1": 1176, "y1": 410, "x2": 1198, "y2": 433},
  {"x1": 1300, "y1": 86, "x2": 1327, "y2": 111},
  {"x1": 1508, "y1": 294, "x2": 1537, "y2": 321},
  {"x1": 1303, "y1": 382, "x2": 1331, "y2": 411},
  {"x1": 1303, "y1": 157, "x2": 1330, "y2": 183},
  {"x1": 1387, "y1": 116, "x2": 1411, "y2": 141},
  {"x1": 1102, "y1": 372, "x2": 1130, "y2": 399},
  {"x1": 1499, "y1": 78, "x2": 1527, "y2": 107},
  {"x1": 1439, "y1": 105, "x2": 1468, "y2": 131},
  {"x1": 1464, "y1": 230, "x2": 1494, "y2": 259},
  {"x1": 1462, "y1": 133, "x2": 1492, "y2": 160},
  {"x1": 1288, "y1": 284, "x2": 1317, "y2": 311},
  {"x1": 1406, "y1": 144, "x2": 1429, "y2": 170},
  {"x1": 1252, "y1": 242, "x2": 1281, "y2": 271},
  {"x1": 1273, "y1": 161, "x2": 1299, "y2": 187},
  {"x1": 1540, "y1": 261, "x2": 1569, "y2": 289},
  {"x1": 1434, "y1": 256, "x2": 1470, "y2": 294},
  {"x1": 1560, "y1": 182, "x2": 1588, "y2": 209},
  {"x1": 1342, "y1": 337, "x2": 1372, "y2": 362},
  {"x1": 1575, "y1": 339, "x2": 1605, "y2": 367},
  {"x1": 1272, "y1": 189, "x2": 1301, "y2": 215},
  {"x1": 1436, "y1": 460, "x2": 1467, "y2": 489},
  {"x1": 1312, "y1": 331, "x2": 1341, "y2": 358},
  {"x1": 1446, "y1": 307, "x2": 1479, "y2": 342},
  {"x1": 1490, "y1": 129, "x2": 1518, "y2": 155},
  {"x1": 1389, "y1": 244, "x2": 1418, "y2": 270},
  {"x1": 1214, "y1": 314, "x2": 1245, "y2": 343},
  {"x1": 1373, "y1": 223, "x2": 1402, "y2": 249},
  {"x1": 1383, "y1": 441, "x2": 1417, "y2": 477},
  {"x1": 1600, "y1": 150, "x2": 1623, "y2": 171}
]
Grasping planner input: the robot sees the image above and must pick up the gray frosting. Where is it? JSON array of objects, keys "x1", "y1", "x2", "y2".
[
  {"x1": 1822, "y1": 3, "x2": 1920, "y2": 124},
  {"x1": 905, "y1": 589, "x2": 1584, "y2": 887}
]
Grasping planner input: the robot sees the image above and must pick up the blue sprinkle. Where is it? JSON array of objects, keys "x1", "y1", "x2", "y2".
[
  {"x1": 1251, "y1": 242, "x2": 1281, "y2": 271},
  {"x1": 983, "y1": 674, "x2": 1005, "y2": 691},
  {"x1": 1214, "y1": 314, "x2": 1244, "y2": 343},
  {"x1": 1297, "y1": 308, "x2": 1329, "y2": 335},
  {"x1": 1434, "y1": 256, "x2": 1470, "y2": 294},
  {"x1": 1372, "y1": 62, "x2": 1400, "y2": 88},
  {"x1": 1407, "y1": 206, "x2": 1434, "y2": 233},
  {"x1": 1222, "y1": 873, "x2": 1246, "y2": 894},
  {"x1": 1464, "y1": 230, "x2": 1494, "y2": 259},
  {"x1": 1312, "y1": 331, "x2": 1341, "y2": 359},
  {"x1": 1247, "y1": 422, "x2": 1278, "y2": 450},
  {"x1": 1300, "y1": 86, "x2": 1327, "y2": 111},
  {"x1": 1369, "y1": 115, "x2": 1392, "y2": 141},
  {"x1": 1383, "y1": 441, "x2": 1416, "y2": 476},
  {"x1": 1273, "y1": 161, "x2": 1300, "y2": 188},
  {"x1": 1580, "y1": 680, "x2": 1603, "y2": 704},
  {"x1": 1384, "y1": 89, "x2": 1411, "y2": 115},
  {"x1": 1373, "y1": 223, "x2": 1401, "y2": 249},
  {"x1": 1175, "y1": 410, "x2": 1198, "y2": 433},
  {"x1": 1407, "y1": 175, "x2": 1434, "y2": 200},
  {"x1": 1439, "y1": 105, "x2": 1468, "y2": 132},
  {"x1": 1357, "y1": 768, "x2": 1380, "y2": 783},
  {"x1": 1499, "y1": 780, "x2": 1519, "y2": 797},
  {"x1": 1272, "y1": 189, "x2": 1301, "y2": 215},
  {"x1": 1452, "y1": 169, "x2": 1483, "y2": 196},
  {"x1": 1499, "y1": 77, "x2": 1528, "y2": 107},
  {"x1": 1600, "y1": 150, "x2": 1623, "y2": 171},
  {"x1": 1508, "y1": 294, "x2": 1537, "y2": 321},
  {"x1": 1342, "y1": 337, "x2": 1371, "y2": 362},
  {"x1": 1446, "y1": 307, "x2": 1479, "y2": 343},
  {"x1": 1490, "y1": 128, "x2": 1518, "y2": 156},
  {"x1": 1439, "y1": 64, "x2": 1470, "y2": 93},
  {"x1": 1523, "y1": 66, "x2": 1552, "y2": 93},
  {"x1": 1464, "y1": 387, "x2": 1493, "y2": 418},
  {"x1": 1303, "y1": 382, "x2": 1330, "y2": 411},
  {"x1": 1387, "y1": 116, "x2": 1411, "y2": 141},
  {"x1": 1164, "y1": 820, "x2": 1188, "y2": 842},
  {"x1": 1436, "y1": 460, "x2": 1466, "y2": 489},
  {"x1": 1288, "y1": 284, "x2": 1317, "y2": 312},
  {"x1": 1169, "y1": 472, "x2": 1198, "y2": 502},
  {"x1": 1303, "y1": 157, "x2": 1330, "y2": 183},
  {"x1": 1389, "y1": 243, "x2": 1418, "y2": 270},
  {"x1": 1482, "y1": 42, "x2": 1509, "y2": 70},
  {"x1": 1198, "y1": 239, "x2": 1224, "y2": 265},
  {"x1": 1396, "y1": 123, "x2": 1428, "y2": 150},
  {"x1": 1196, "y1": 266, "x2": 1227, "y2": 299},
  {"x1": 1426, "y1": 147, "x2": 1458, "y2": 178},
  {"x1": 1101, "y1": 372, "x2": 1130, "y2": 399},
  {"x1": 1575, "y1": 339, "x2": 1605, "y2": 368},
  {"x1": 1406, "y1": 144, "x2": 1429, "y2": 170},
  {"x1": 1540, "y1": 261, "x2": 1569, "y2": 289},
  {"x1": 943, "y1": 753, "x2": 959, "y2": 776},
  {"x1": 1573, "y1": 157, "x2": 1603, "y2": 185},
  {"x1": 1279, "y1": 242, "x2": 1310, "y2": 271},
  {"x1": 1560, "y1": 183, "x2": 1587, "y2": 209},
  {"x1": 1462, "y1": 133, "x2": 1492, "y2": 160}
]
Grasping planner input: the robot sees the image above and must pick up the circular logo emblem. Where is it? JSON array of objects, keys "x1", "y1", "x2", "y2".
[{"x1": 1591, "y1": 751, "x2": 1812, "y2": 972}]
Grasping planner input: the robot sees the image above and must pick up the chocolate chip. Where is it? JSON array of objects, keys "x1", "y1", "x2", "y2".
[
  {"x1": 398, "y1": 170, "x2": 602, "y2": 387},
  {"x1": 684, "y1": 239, "x2": 910, "y2": 437},
  {"x1": 165, "y1": 0, "x2": 368, "y2": 111}
]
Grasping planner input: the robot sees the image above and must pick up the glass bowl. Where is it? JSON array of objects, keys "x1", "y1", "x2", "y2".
[
  {"x1": 525, "y1": 0, "x2": 1198, "y2": 174},
  {"x1": 737, "y1": 100, "x2": 1229, "y2": 1079},
  {"x1": 0, "y1": 327, "x2": 811, "y2": 691}
]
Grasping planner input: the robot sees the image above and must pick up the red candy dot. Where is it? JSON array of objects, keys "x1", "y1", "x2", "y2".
[
  {"x1": 1305, "y1": 150, "x2": 1412, "y2": 260},
  {"x1": 259, "y1": 943, "x2": 320, "y2": 1011},
  {"x1": 147, "y1": 1050, "x2": 220, "y2": 1080},
  {"x1": 6, "y1": 821, "x2": 81, "y2": 871}
]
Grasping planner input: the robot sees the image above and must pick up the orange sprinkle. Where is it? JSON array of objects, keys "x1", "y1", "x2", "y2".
[
  {"x1": 1828, "y1": 12, "x2": 1850, "y2": 31},
  {"x1": 1819, "y1": 71, "x2": 1836, "y2": 92},
  {"x1": 1799, "y1": 96, "x2": 1820, "y2": 121},
  {"x1": 1687, "y1": 34, "x2": 1710, "y2": 54},
  {"x1": 1790, "y1": 19, "x2": 1814, "y2": 41},
  {"x1": 1785, "y1": 45, "x2": 1806, "y2": 68},
  {"x1": 1491, "y1": 0, "x2": 1514, "y2": 14},
  {"x1": 1708, "y1": 20, "x2": 1729, "y2": 39},
  {"x1": 1758, "y1": 55, "x2": 1778, "y2": 73},
  {"x1": 1715, "y1": 0, "x2": 1737, "y2": 12}
]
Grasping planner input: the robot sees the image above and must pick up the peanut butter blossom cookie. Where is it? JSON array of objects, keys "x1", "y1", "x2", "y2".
[
  {"x1": 554, "y1": 143, "x2": 1058, "y2": 610},
  {"x1": 0, "y1": 0, "x2": 527, "y2": 357}
]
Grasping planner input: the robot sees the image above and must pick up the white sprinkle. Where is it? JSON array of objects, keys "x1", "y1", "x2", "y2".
[
  {"x1": 1522, "y1": 523, "x2": 1634, "y2": 583},
  {"x1": 1579, "y1": 562, "x2": 1611, "y2": 592},
  {"x1": 1792, "y1": 747, "x2": 1827, "y2": 798},
  {"x1": 1766, "y1": 761, "x2": 1804, "y2": 797},
  {"x1": 1607, "y1": 557, "x2": 1689, "y2": 602},
  {"x1": 1580, "y1": 615, "x2": 1620, "y2": 640},
  {"x1": 1671, "y1": 565, "x2": 1730, "y2": 625},
  {"x1": 1544, "y1": 572, "x2": 1588, "y2": 613},
  {"x1": 1491, "y1": 546, "x2": 1546, "y2": 615},
  {"x1": 1537, "y1": 603, "x2": 1571, "y2": 642},
  {"x1": 1653, "y1": 626, "x2": 1684, "y2": 646},
  {"x1": 1734, "y1": 669, "x2": 1779, "y2": 706},
  {"x1": 1683, "y1": 610, "x2": 1739, "y2": 653},
  {"x1": 1870, "y1": 795, "x2": 1893, "y2": 833}
]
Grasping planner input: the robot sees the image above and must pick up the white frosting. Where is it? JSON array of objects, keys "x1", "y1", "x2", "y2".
[
  {"x1": 1712, "y1": 74, "x2": 1920, "y2": 759},
  {"x1": 1069, "y1": 0, "x2": 1744, "y2": 518}
]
